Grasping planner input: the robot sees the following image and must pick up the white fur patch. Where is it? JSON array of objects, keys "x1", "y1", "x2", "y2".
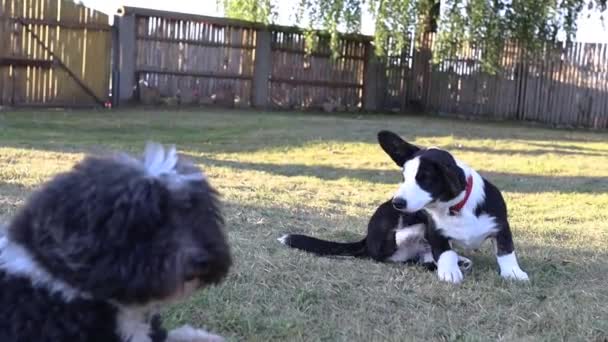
[
  {"x1": 394, "y1": 223, "x2": 425, "y2": 245},
  {"x1": 420, "y1": 250, "x2": 434, "y2": 263},
  {"x1": 0, "y1": 239, "x2": 88, "y2": 301},
  {"x1": 432, "y1": 212, "x2": 498, "y2": 251},
  {"x1": 388, "y1": 223, "x2": 428, "y2": 263},
  {"x1": 168, "y1": 325, "x2": 225, "y2": 342},
  {"x1": 387, "y1": 243, "x2": 428, "y2": 263},
  {"x1": 144, "y1": 142, "x2": 179, "y2": 177},
  {"x1": 116, "y1": 306, "x2": 154, "y2": 342},
  {"x1": 395, "y1": 157, "x2": 433, "y2": 212},
  {"x1": 437, "y1": 250, "x2": 463, "y2": 283},
  {"x1": 497, "y1": 252, "x2": 529, "y2": 281},
  {"x1": 277, "y1": 234, "x2": 289, "y2": 245},
  {"x1": 141, "y1": 142, "x2": 205, "y2": 186}
]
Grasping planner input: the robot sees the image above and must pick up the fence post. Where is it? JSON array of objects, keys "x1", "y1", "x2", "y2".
[
  {"x1": 115, "y1": 12, "x2": 137, "y2": 105},
  {"x1": 363, "y1": 43, "x2": 384, "y2": 112},
  {"x1": 252, "y1": 28, "x2": 271, "y2": 108},
  {"x1": 111, "y1": 24, "x2": 120, "y2": 108}
]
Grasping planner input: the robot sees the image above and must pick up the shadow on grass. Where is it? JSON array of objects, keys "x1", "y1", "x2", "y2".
[
  {"x1": 197, "y1": 156, "x2": 394, "y2": 183},
  {"x1": 524, "y1": 140, "x2": 608, "y2": 153},
  {"x1": 1, "y1": 110, "x2": 607, "y2": 156},
  {"x1": 197, "y1": 156, "x2": 608, "y2": 194}
]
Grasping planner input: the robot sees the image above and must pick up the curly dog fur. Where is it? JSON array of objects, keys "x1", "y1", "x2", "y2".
[{"x1": 0, "y1": 143, "x2": 231, "y2": 342}]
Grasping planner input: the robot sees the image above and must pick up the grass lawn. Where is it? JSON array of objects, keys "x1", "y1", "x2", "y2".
[{"x1": 1, "y1": 109, "x2": 607, "y2": 341}]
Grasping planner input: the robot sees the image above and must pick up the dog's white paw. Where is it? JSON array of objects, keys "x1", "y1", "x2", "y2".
[
  {"x1": 497, "y1": 252, "x2": 529, "y2": 281},
  {"x1": 500, "y1": 267, "x2": 529, "y2": 281},
  {"x1": 438, "y1": 265, "x2": 463, "y2": 284},
  {"x1": 277, "y1": 234, "x2": 289, "y2": 245},
  {"x1": 168, "y1": 325, "x2": 225, "y2": 342},
  {"x1": 437, "y1": 251, "x2": 463, "y2": 284}
]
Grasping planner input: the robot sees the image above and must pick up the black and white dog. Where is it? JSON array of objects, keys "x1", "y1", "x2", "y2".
[
  {"x1": 278, "y1": 133, "x2": 473, "y2": 274},
  {"x1": 0, "y1": 143, "x2": 231, "y2": 341},
  {"x1": 377, "y1": 130, "x2": 529, "y2": 283},
  {"x1": 280, "y1": 130, "x2": 528, "y2": 284}
]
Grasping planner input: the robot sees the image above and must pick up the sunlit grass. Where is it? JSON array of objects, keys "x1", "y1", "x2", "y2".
[{"x1": 1, "y1": 109, "x2": 607, "y2": 341}]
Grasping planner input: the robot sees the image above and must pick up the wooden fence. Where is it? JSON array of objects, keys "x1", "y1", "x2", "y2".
[
  {"x1": 268, "y1": 30, "x2": 369, "y2": 110},
  {"x1": 2, "y1": 3, "x2": 605, "y2": 129},
  {"x1": 420, "y1": 38, "x2": 608, "y2": 129},
  {"x1": 0, "y1": 0, "x2": 112, "y2": 107},
  {"x1": 380, "y1": 35, "x2": 416, "y2": 112},
  {"x1": 116, "y1": 7, "x2": 372, "y2": 111},
  {"x1": 113, "y1": 5, "x2": 608, "y2": 129},
  {"x1": 120, "y1": 7, "x2": 257, "y2": 107}
]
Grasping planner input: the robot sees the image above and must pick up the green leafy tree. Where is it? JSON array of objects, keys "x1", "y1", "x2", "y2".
[
  {"x1": 220, "y1": 0, "x2": 607, "y2": 70},
  {"x1": 218, "y1": 0, "x2": 276, "y2": 23}
]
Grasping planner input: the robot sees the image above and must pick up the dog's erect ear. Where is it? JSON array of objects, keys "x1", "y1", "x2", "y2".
[
  {"x1": 377, "y1": 130, "x2": 421, "y2": 167},
  {"x1": 435, "y1": 162, "x2": 466, "y2": 200}
]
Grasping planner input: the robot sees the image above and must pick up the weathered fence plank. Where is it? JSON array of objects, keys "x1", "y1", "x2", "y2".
[
  {"x1": 267, "y1": 29, "x2": 367, "y2": 111},
  {"x1": 411, "y1": 36, "x2": 608, "y2": 129},
  {"x1": 119, "y1": 6, "x2": 256, "y2": 106}
]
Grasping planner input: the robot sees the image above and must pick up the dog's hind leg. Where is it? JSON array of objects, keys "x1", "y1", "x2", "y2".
[
  {"x1": 419, "y1": 250, "x2": 472, "y2": 272},
  {"x1": 458, "y1": 256, "x2": 473, "y2": 271}
]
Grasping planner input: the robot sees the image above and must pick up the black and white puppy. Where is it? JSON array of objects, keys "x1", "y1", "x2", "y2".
[
  {"x1": 378, "y1": 130, "x2": 529, "y2": 284},
  {"x1": 278, "y1": 136, "x2": 472, "y2": 271},
  {"x1": 0, "y1": 143, "x2": 231, "y2": 341}
]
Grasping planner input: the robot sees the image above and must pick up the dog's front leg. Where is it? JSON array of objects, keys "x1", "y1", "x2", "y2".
[
  {"x1": 167, "y1": 325, "x2": 225, "y2": 342},
  {"x1": 493, "y1": 222, "x2": 529, "y2": 281},
  {"x1": 425, "y1": 224, "x2": 463, "y2": 284}
]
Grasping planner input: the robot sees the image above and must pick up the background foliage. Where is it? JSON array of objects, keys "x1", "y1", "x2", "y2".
[{"x1": 220, "y1": 0, "x2": 607, "y2": 71}]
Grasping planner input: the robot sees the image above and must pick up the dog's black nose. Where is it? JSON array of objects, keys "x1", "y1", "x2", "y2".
[{"x1": 392, "y1": 198, "x2": 408, "y2": 210}]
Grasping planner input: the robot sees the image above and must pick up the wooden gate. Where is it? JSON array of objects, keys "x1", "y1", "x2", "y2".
[{"x1": 0, "y1": 0, "x2": 111, "y2": 107}]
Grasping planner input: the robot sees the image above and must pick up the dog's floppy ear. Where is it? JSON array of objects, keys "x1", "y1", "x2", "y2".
[
  {"x1": 377, "y1": 130, "x2": 420, "y2": 167},
  {"x1": 435, "y1": 162, "x2": 466, "y2": 200}
]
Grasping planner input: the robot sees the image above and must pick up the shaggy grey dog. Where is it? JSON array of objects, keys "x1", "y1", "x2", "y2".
[{"x1": 0, "y1": 143, "x2": 231, "y2": 342}]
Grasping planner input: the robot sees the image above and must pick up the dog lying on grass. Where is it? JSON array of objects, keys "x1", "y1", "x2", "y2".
[
  {"x1": 279, "y1": 132, "x2": 472, "y2": 275},
  {"x1": 0, "y1": 143, "x2": 231, "y2": 341},
  {"x1": 281, "y1": 130, "x2": 529, "y2": 284}
]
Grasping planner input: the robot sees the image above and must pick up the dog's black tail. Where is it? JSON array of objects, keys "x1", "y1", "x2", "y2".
[{"x1": 278, "y1": 234, "x2": 367, "y2": 257}]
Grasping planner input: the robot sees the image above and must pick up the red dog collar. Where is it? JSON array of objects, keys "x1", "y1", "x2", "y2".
[{"x1": 449, "y1": 175, "x2": 473, "y2": 214}]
